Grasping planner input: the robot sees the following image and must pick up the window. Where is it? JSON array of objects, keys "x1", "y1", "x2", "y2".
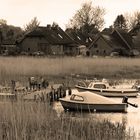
[
  {"x1": 89, "y1": 37, "x2": 92, "y2": 42},
  {"x1": 70, "y1": 95, "x2": 84, "y2": 101},
  {"x1": 77, "y1": 36, "x2": 81, "y2": 40},
  {"x1": 94, "y1": 44, "x2": 98, "y2": 48},
  {"x1": 89, "y1": 83, "x2": 93, "y2": 88},
  {"x1": 27, "y1": 48, "x2": 30, "y2": 52},
  {"x1": 58, "y1": 33, "x2": 63, "y2": 39},
  {"x1": 94, "y1": 84, "x2": 106, "y2": 89}
]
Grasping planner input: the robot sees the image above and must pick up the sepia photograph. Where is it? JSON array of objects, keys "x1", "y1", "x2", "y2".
[{"x1": 0, "y1": 0, "x2": 140, "y2": 139}]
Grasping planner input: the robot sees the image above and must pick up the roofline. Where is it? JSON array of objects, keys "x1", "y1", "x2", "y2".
[
  {"x1": 88, "y1": 33, "x2": 112, "y2": 49},
  {"x1": 113, "y1": 28, "x2": 131, "y2": 50}
]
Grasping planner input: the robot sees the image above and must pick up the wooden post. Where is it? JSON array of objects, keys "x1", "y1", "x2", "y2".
[
  {"x1": 55, "y1": 89, "x2": 59, "y2": 101},
  {"x1": 34, "y1": 94, "x2": 37, "y2": 101},
  {"x1": 68, "y1": 87, "x2": 72, "y2": 95},
  {"x1": 11, "y1": 80, "x2": 16, "y2": 94}
]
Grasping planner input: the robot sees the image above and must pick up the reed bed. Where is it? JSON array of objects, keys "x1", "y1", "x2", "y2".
[
  {"x1": 0, "y1": 101, "x2": 135, "y2": 140},
  {"x1": 0, "y1": 56, "x2": 140, "y2": 82}
]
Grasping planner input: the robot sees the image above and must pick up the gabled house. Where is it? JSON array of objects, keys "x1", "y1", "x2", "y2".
[
  {"x1": 88, "y1": 28, "x2": 134, "y2": 56},
  {"x1": 65, "y1": 27, "x2": 99, "y2": 56},
  {"x1": 65, "y1": 27, "x2": 98, "y2": 47},
  {"x1": 132, "y1": 32, "x2": 140, "y2": 52},
  {"x1": 66, "y1": 28, "x2": 88, "y2": 45},
  {"x1": 18, "y1": 25, "x2": 75, "y2": 56}
]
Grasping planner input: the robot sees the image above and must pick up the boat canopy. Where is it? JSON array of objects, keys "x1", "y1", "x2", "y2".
[
  {"x1": 88, "y1": 82, "x2": 110, "y2": 89},
  {"x1": 70, "y1": 91, "x2": 120, "y2": 104}
]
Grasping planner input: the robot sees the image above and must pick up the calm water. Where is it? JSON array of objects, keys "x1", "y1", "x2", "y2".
[{"x1": 53, "y1": 89, "x2": 140, "y2": 136}]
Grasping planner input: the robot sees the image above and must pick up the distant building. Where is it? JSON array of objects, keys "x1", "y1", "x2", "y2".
[
  {"x1": 18, "y1": 25, "x2": 75, "y2": 56},
  {"x1": 88, "y1": 28, "x2": 134, "y2": 56},
  {"x1": 65, "y1": 27, "x2": 98, "y2": 47},
  {"x1": 0, "y1": 31, "x2": 3, "y2": 53},
  {"x1": 1, "y1": 39, "x2": 17, "y2": 55},
  {"x1": 129, "y1": 23, "x2": 140, "y2": 55}
]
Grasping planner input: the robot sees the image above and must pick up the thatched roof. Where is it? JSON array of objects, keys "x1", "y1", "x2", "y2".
[{"x1": 20, "y1": 25, "x2": 74, "y2": 45}]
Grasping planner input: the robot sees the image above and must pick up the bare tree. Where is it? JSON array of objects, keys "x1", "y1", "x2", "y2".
[
  {"x1": 67, "y1": 1, "x2": 105, "y2": 31},
  {"x1": 24, "y1": 17, "x2": 40, "y2": 32},
  {"x1": 125, "y1": 11, "x2": 140, "y2": 31}
]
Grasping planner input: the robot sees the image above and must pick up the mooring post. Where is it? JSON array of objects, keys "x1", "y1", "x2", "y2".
[
  {"x1": 55, "y1": 89, "x2": 59, "y2": 101},
  {"x1": 11, "y1": 80, "x2": 16, "y2": 94},
  {"x1": 68, "y1": 87, "x2": 72, "y2": 95}
]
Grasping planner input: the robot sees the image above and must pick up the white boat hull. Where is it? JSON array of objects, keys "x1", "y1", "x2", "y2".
[{"x1": 75, "y1": 85, "x2": 138, "y2": 97}]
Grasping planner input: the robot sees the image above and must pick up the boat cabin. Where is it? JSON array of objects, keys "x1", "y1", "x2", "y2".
[
  {"x1": 88, "y1": 82, "x2": 110, "y2": 89},
  {"x1": 68, "y1": 91, "x2": 120, "y2": 104}
]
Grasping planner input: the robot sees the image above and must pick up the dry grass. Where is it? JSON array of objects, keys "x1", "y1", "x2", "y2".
[
  {"x1": 0, "y1": 56, "x2": 140, "y2": 80},
  {"x1": 0, "y1": 101, "x2": 135, "y2": 140}
]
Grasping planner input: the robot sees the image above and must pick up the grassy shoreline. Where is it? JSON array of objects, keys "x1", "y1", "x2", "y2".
[
  {"x1": 0, "y1": 56, "x2": 140, "y2": 85},
  {"x1": 0, "y1": 56, "x2": 140, "y2": 77}
]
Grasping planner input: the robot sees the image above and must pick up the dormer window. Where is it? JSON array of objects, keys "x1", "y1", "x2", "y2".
[
  {"x1": 89, "y1": 37, "x2": 92, "y2": 41},
  {"x1": 58, "y1": 33, "x2": 63, "y2": 39},
  {"x1": 77, "y1": 36, "x2": 81, "y2": 40}
]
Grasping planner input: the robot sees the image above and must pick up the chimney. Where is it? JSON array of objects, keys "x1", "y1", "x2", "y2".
[{"x1": 47, "y1": 24, "x2": 51, "y2": 30}]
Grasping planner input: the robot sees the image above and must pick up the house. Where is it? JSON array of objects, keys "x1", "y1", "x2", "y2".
[
  {"x1": 66, "y1": 28, "x2": 88, "y2": 45},
  {"x1": 0, "y1": 31, "x2": 3, "y2": 53},
  {"x1": 65, "y1": 27, "x2": 98, "y2": 47},
  {"x1": 65, "y1": 27, "x2": 99, "y2": 56},
  {"x1": 88, "y1": 28, "x2": 134, "y2": 56},
  {"x1": 18, "y1": 25, "x2": 75, "y2": 56},
  {"x1": 129, "y1": 24, "x2": 140, "y2": 54},
  {"x1": 0, "y1": 39, "x2": 17, "y2": 55}
]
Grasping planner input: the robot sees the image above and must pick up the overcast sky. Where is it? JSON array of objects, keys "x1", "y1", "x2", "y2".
[{"x1": 0, "y1": 0, "x2": 140, "y2": 29}]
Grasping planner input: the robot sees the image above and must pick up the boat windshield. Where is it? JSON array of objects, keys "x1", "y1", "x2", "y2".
[
  {"x1": 93, "y1": 84, "x2": 106, "y2": 89},
  {"x1": 70, "y1": 94, "x2": 84, "y2": 101}
]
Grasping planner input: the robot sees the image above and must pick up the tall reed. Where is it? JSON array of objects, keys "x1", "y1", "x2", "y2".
[
  {"x1": 0, "y1": 101, "x2": 135, "y2": 140},
  {"x1": 0, "y1": 56, "x2": 140, "y2": 81}
]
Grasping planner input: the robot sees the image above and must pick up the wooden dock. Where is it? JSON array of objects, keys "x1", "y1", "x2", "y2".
[{"x1": 22, "y1": 84, "x2": 72, "y2": 103}]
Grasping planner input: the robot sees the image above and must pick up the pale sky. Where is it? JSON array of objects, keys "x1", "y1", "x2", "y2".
[{"x1": 0, "y1": 0, "x2": 140, "y2": 29}]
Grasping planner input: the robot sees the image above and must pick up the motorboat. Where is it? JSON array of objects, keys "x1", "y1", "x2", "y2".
[
  {"x1": 75, "y1": 80, "x2": 138, "y2": 97},
  {"x1": 59, "y1": 91, "x2": 131, "y2": 112}
]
